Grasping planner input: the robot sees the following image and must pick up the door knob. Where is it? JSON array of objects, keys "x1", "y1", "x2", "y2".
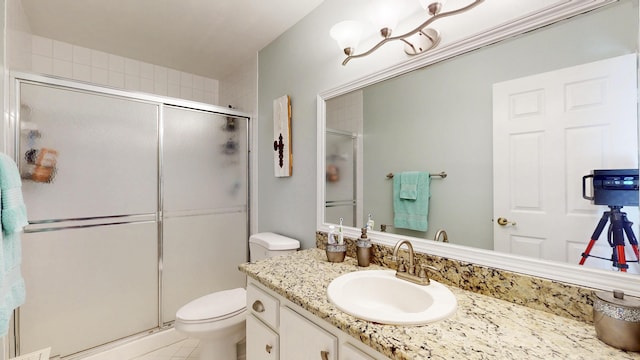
[
  {"x1": 265, "y1": 344, "x2": 273, "y2": 353},
  {"x1": 497, "y1": 217, "x2": 516, "y2": 226},
  {"x1": 320, "y1": 350, "x2": 329, "y2": 360}
]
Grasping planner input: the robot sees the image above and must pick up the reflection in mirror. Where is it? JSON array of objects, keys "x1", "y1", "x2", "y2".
[{"x1": 324, "y1": 0, "x2": 640, "y2": 274}]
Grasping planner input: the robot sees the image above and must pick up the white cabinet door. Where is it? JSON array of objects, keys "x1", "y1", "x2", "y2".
[
  {"x1": 247, "y1": 315, "x2": 279, "y2": 360},
  {"x1": 280, "y1": 307, "x2": 337, "y2": 360}
]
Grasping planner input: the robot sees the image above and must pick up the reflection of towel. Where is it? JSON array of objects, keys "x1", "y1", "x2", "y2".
[
  {"x1": 0, "y1": 153, "x2": 28, "y2": 337},
  {"x1": 393, "y1": 172, "x2": 430, "y2": 231},
  {"x1": 399, "y1": 171, "x2": 420, "y2": 199}
]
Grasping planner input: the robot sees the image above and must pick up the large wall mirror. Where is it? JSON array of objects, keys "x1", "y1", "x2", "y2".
[{"x1": 319, "y1": 0, "x2": 640, "y2": 295}]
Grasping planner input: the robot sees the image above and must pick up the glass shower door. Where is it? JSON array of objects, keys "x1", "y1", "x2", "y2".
[
  {"x1": 161, "y1": 106, "x2": 248, "y2": 323},
  {"x1": 17, "y1": 82, "x2": 160, "y2": 357}
]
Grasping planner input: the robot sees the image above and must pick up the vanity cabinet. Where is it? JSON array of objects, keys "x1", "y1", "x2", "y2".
[{"x1": 246, "y1": 279, "x2": 387, "y2": 360}]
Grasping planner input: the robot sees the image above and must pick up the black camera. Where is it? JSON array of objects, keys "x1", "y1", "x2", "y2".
[{"x1": 582, "y1": 169, "x2": 639, "y2": 207}]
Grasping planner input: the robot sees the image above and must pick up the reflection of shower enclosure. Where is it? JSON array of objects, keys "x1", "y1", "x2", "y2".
[
  {"x1": 11, "y1": 75, "x2": 249, "y2": 358},
  {"x1": 325, "y1": 129, "x2": 359, "y2": 226}
]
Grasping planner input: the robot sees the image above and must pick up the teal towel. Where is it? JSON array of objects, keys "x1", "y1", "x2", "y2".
[
  {"x1": 0, "y1": 153, "x2": 27, "y2": 337},
  {"x1": 393, "y1": 172, "x2": 430, "y2": 231},
  {"x1": 399, "y1": 171, "x2": 420, "y2": 200}
]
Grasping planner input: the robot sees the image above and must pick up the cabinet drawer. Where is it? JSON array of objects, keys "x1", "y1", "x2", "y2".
[
  {"x1": 247, "y1": 283, "x2": 279, "y2": 329},
  {"x1": 341, "y1": 343, "x2": 376, "y2": 360}
]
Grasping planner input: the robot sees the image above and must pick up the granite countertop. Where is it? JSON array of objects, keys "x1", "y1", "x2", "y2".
[{"x1": 239, "y1": 248, "x2": 640, "y2": 360}]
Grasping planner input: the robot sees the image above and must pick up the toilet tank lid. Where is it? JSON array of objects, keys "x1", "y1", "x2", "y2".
[
  {"x1": 249, "y1": 232, "x2": 301, "y2": 250},
  {"x1": 176, "y1": 288, "x2": 246, "y2": 321}
]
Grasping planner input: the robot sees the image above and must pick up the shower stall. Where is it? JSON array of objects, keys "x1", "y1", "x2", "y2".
[{"x1": 8, "y1": 73, "x2": 250, "y2": 358}]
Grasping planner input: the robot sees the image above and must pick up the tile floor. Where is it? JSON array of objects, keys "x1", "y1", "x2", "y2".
[
  {"x1": 131, "y1": 339, "x2": 200, "y2": 360},
  {"x1": 129, "y1": 339, "x2": 246, "y2": 360}
]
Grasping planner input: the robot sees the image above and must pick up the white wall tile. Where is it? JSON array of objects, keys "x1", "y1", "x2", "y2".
[
  {"x1": 192, "y1": 89, "x2": 204, "y2": 102},
  {"x1": 52, "y1": 59, "x2": 73, "y2": 77},
  {"x1": 154, "y1": 81, "x2": 168, "y2": 96},
  {"x1": 167, "y1": 69, "x2": 180, "y2": 85},
  {"x1": 180, "y1": 86, "x2": 193, "y2": 100},
  {"x1": 91, "y1": 50, "x2": 109, "y2": 69},
  {"x1": 32, "y1": 54, "x2": 53, "y2": 74},
  {"x1": 53, "y1": 40, "x2": 73, "y2": 61},
  {"x1": 32, "y1": 35, "x2": 52, "y2": 57},
  {"x1": 29, "y1": 34, "x2": 222, "y2": 106},
  {"x1": 125, "y1": 58, "x2": 140, "y2": 76},
  {"x1": 108, "y1": 72, "x2": 125, "y2": 88},
  {"x1": 91, "y1": 67, "x2": 109, "y2": 85},
  {"x1": 73, "y1": 45, "x2": 91, "y2": 65},
  {"x1": 140, "y1": 62, "x2": 154, "y2": 79},
  {"x1": 204, "y1": 78, "x2": 215, "y2": 92},
  {"x1": 73, "y1": 63, "x2": 92, "y2": 82},
  {"x1": 125, "y1": 74, "x2": 140, "y2": 91},
  {"x1": 168, "y1": 83, "x2": 180, "y2": 98},
  {"x1": 193, "y1": 75, "x2": 204, "y2": 90},
  {"x1": 109, "y1": 54, "x2": 125, "y2": 73},
  {"x1": 180, "y1": 72, "x2": 193, "y2": 88},
  {"x1": 140, "y1": 78, "x2": 154, "y2": 93}
]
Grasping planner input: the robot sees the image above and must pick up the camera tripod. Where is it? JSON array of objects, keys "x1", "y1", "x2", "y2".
[{"x1": 579, "y1": 206, "x2": 640, "y2": 272}]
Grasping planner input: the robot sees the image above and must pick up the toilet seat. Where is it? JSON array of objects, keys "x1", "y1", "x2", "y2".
[{"x1": 176, "y1": 288, "x2": 246, "y2": 323}]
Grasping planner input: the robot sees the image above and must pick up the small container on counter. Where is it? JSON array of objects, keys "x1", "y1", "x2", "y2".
[
  {"x1": 356, "y1": 227, "x2": 371, "y2": 267},
  {"x1": 593, "y1": 289, "x2": 640, "y2": 352},
  {"x1": 326, "y1": 218, "x2": 346, "y2": 263}
]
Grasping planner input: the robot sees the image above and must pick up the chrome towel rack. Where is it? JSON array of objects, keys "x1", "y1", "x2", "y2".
[{"x1": 386, "y1": 171, "x2": 447, "y2": 179}]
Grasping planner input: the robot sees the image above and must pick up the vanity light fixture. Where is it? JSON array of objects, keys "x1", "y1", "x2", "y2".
[{"x1": 330, "y1": 0, "x2": 484, "y2": 65}]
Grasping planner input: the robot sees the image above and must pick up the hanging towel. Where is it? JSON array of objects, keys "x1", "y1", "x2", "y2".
[
  {"x1": 0, "y1": 153, "x2": 28, "y2": 337},
  {"x1": 393, "y1": 172, "x2": 430, "y2": 231},
  {"x1": 399, "y1": 171, "x2": 420, "y2": 200}
]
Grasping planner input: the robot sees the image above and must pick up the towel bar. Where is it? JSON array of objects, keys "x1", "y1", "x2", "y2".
[{"x1": 386, "y1": 171, "x2": 447, "y2": 179}]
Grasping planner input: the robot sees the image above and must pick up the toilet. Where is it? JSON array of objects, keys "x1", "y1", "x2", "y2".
[{"x1": 174, "y1": 232, "x2": 300, "y2": 360}]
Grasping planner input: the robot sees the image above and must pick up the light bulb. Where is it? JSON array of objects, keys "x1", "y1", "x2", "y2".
[
  {"x1": 330, "y1": 21, "x2": 364, "y2": 55},
  {"x1": 369, "y1": 0, "x2": 402, "y2": 35},
  {"x1": 419, "y1": 0, "x2": 447, "y2": 15}
]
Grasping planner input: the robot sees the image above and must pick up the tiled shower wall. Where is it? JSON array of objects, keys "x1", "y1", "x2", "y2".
[{"x1": 27, "y1": 35, "x2": 220, "y2": 104}]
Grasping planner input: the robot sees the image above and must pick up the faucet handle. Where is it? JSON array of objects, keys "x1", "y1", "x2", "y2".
[
  {"x1": 418, "y1": 264, "x2": 439, "y2": 279},
  {"x1": 397, "y1": 258, "x2": 406, "y2": 273}
]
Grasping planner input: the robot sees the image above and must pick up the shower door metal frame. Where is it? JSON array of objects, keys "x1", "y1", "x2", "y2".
[{"x1": 6, "y1": 72, "x2": 252, "y2": 359}]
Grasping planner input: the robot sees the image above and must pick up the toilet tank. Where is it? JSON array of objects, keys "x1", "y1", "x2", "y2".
[{"x1": 249, "y1": 232, "x2": 300, "y2": 262}]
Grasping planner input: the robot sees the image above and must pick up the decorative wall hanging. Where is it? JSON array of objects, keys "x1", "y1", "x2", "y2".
[{"x1": 273, "y1": 95, "x2": 292, "y2": 177}]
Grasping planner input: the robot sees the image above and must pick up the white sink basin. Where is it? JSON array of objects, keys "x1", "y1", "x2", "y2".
[{"x1": 327, "y1": 269, "x2": 457, "y2": 325}]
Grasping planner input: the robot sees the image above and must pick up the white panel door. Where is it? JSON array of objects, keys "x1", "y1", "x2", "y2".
[{"x1": 493, "y1": 54, "x2": 639, "y2": 272}]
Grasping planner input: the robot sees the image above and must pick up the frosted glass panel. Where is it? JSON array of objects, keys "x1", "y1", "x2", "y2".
[
  {"x1": 325, "y1": 132, "x2": 356, "y2": 202},
  {"x1": 162, "y1": 212, "x2": 248, "y2": 322},
  {"x1": 19, "y1": 83, "x2": 159, "y2": 221},
  {"x1": 19, "y1": 223, "x2": 158, "y2": 357},
  {"x1": 163, "y1": 106, "x2": 248, "y2": 212}
]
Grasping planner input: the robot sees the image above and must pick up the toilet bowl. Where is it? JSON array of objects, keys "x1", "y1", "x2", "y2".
[{"x1": 174, "y1": 232, "x2": 300, "y2": 360}]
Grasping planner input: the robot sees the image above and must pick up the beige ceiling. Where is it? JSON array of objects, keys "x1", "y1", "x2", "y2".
[{"x1": 19, "y1": 0, "x2": 325, "y2": 79}]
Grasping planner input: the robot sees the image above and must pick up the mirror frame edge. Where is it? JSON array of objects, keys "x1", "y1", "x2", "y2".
[{"x1": 317, "y1": 0, "x2": 640, "y2": 297}]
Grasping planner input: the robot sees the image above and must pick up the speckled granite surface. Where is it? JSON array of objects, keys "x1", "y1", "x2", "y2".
[
  {"x1": 239, "y1": 249, "x2": 640, "y2": 360},
  {"x1": 316, "y1": 231, "x2": 597, "y2": 323}
]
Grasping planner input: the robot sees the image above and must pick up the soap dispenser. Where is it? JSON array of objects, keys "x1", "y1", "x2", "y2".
[{"x1": 356, "y1": 227, "x2": 372, "y2": 267}]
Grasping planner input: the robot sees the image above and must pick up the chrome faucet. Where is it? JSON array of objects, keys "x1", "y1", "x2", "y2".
[
  {"x1": 434, "y1": 229, "x2": 448, "y2": 243},
  {"x1": 391, "y1": 239, "x2": 438, "y2": 285}
]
